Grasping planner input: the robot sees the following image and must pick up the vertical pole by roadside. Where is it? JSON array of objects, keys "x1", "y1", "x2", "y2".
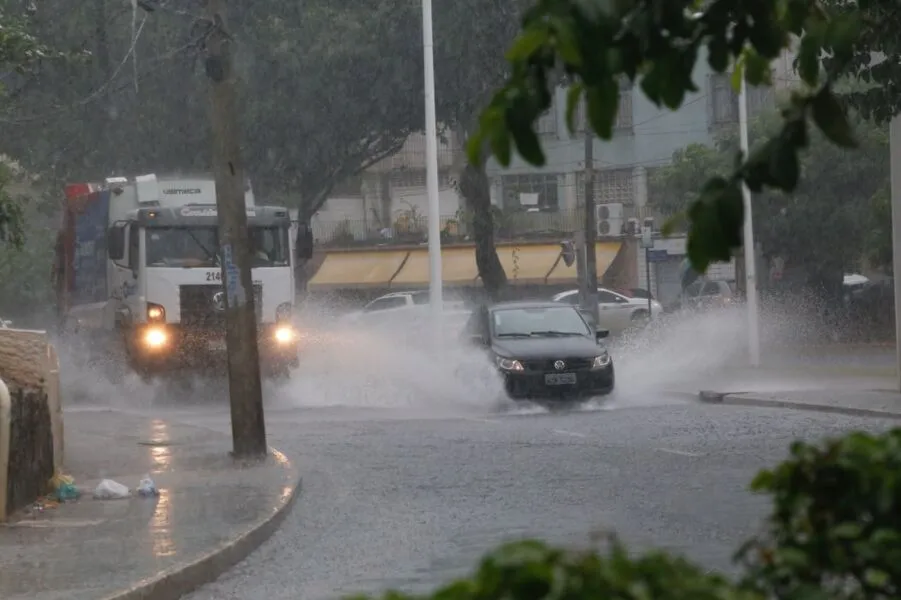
[
  {"x1": 889, "y1": 116, "x2": 901, "y2": 392},
  {"x1": 582, "y1": 129, "x2": 600, "y2": 324},
  {"x1": 645, "y1": 247, "x2": 652, "y2": 314},
  {"x1": 204, "y1": 0, "x2": 267, "y2": 459}
]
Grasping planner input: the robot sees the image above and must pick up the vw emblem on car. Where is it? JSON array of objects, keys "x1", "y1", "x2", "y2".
[
  {"x1": 554, "y1": 360, "x2": 565, "y2": 371},
  {"x1": 212, "y1": 291, "x2": 226, "y2": 312}
]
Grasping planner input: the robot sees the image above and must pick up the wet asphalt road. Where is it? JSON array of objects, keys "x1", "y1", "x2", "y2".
[{"x1": 164, "y1": 393, "x2": 894, "y2": 600}]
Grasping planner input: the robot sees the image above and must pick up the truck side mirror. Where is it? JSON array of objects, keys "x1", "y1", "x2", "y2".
[{"x1": 108, "y1": 224, "x2": 126, "y2": 261}]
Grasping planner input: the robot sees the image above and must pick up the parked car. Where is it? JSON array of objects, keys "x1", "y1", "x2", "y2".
[
  {"x1": 551, "y1": 287, "x2": 663, "y2": 334},
  {"x1": 462, "y1": 301, "x2": 614, "y2": 405}
]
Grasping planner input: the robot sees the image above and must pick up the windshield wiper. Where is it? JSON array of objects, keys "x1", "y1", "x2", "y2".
[
  {"x1": 528, "y1": 330, "x2": 584, "y2": 337},
  {"x1": 496, "y1": 332, "x2": 532, "y2": 338},
  {"x1": 185, "y1": 230, "x2": 218, "y2": 265}
]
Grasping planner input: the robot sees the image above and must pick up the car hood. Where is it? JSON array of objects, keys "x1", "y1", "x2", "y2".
[{"x1": 491, "y1": 335, "x2": 605, "y2": 359}]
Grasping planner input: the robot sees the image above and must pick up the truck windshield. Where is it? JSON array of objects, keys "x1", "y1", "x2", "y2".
[{"x1": 145, "y1": 226, "x2": 289, "y2": 267}]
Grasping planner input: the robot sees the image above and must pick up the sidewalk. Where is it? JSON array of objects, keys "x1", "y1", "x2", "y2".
[
  {"x1": 0, "y1": 409, "x2": 300, "y2": 600},
  {"x1": 698, "y1": 388, "x2": 901, "y2": 419},
  {"x1": 731, "y1": 345, "x2": 896, "y2": 378}
]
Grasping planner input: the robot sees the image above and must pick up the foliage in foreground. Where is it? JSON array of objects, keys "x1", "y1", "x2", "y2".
[
  {"x1": 469, "y1": 0, "x2": 865, "y2": 275},
  {"x1": 352, "y1": 428, "x2": 901, "y2": 600}
]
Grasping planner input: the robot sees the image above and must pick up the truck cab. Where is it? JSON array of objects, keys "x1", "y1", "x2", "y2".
[{"x1": 57, "y1": 173, "x2": 299, "y2": 380}]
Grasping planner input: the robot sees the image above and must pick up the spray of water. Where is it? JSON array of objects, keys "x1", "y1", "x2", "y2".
[{"x1": 57, "y1": 301, "x2": 821, "y2": 417}]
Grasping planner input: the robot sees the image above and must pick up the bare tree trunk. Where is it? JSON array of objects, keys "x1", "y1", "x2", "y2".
[{"x1": 459, "y1": 157, "x2": 506, "y2": 301}]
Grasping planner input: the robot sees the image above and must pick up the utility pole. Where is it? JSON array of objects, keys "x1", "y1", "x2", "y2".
[
  {"x1": 889, "y1": 116, "x2": 901, "y2": 392},
  {"x1": 204, "y1": 0, "x2": 267, "y2": 459},
  {"x1": 581, "y1": 129, "x2": 600, "y2": 325}
]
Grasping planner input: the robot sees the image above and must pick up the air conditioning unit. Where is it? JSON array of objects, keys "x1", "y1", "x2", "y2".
[
  {"x1": 596, "y1": 202, "x2": 624, "y2": 237},
  {"x1": 624, "y1": 217, "x2": 640, "y2": 236}
]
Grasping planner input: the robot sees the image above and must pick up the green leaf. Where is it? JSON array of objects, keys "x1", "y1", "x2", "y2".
[
  {"x1": 505, "y1": 26, "x2": 548, "y2": 61},
  {"x1": 811, "y1": 89, "x2": 857, "y2": 148},
  {"x1": 831, "y1": 522, "x2": 863, "y2": 539},
  {"x1": 585, "y1": 78, "x2": 618, "y2": 140},
  {"x1": 565, "y1": 84, "x2": 583, "y2": 133},
  {"x1": 796, "y1": 32, "x2": 822, "y2": 87},
  {"x1": 730, "y1": 58, "x2": 744, "y2": 93},
  {"x1": 507, "y1": 116, "x2": 545, "y2": 166}
]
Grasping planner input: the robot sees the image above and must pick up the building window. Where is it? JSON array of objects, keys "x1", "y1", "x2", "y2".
[
  {"x1": 501, "y1": 173, "x2": 560, "y2": 211},
  {"x1": 709, "y1": 73, "x2": 739, "y2": 125},
  {"x1": 577, "y1": 79, "x2": 633, "y2": 133},
  {"x1": 575, "y1": 168, "x2": 634, "y2": 206},
  {"x1": 390, "y1": 169, "x2": 426, "y2": 189}
]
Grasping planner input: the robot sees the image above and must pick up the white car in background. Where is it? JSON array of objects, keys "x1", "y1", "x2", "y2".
[
  {"x1": 340, "y1": 290, "x2": 468, "y2": 324},
  {"x1": 551, "y1": 288, "x2": 663, "y2": 334}
]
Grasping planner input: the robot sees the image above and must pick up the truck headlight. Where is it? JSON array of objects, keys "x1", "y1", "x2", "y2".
[
  {"x1": 592, "y1": 351, "x2": 611, "y2": 369},
  {"x1": 147, "y1": 303, "x2": 165, "y2": 322},
  {"x1": 276, "y1": 302, "x2": 293, "y2": 323},
  {"x1": 496, "y1": 357, "x2": 524, "y2": 372},
  {"x1": 274, "y1": 325, "x2": 296, "y2": 344},
  {"x1": 143, "y1": 327, "x2": 167, "y2": 349}
]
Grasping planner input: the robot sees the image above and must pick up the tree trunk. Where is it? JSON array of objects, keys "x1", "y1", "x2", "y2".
[{"x1": 459, "y1": 158, "x2": 506, "y2": 301}]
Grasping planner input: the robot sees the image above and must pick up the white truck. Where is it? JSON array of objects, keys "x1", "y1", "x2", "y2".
[{"x1": 54, "y1": 173, "x2": 300, "y2": 381}]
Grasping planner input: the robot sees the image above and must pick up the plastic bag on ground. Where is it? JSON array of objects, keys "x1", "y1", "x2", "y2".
[
  {"x1": 93, "y1": 479, "x2": 131, "y2": 500},
  {"x1": 137, "y1": 474, "x2": 159, "y2": 497}
]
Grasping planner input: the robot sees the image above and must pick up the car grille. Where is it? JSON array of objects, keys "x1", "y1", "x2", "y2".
[
  {"x1": 179, "y1": 284, "x2": 262, "y2": 328},
  {"x1": 522, "y1": 357, "x2": 594, "y2": 371}
]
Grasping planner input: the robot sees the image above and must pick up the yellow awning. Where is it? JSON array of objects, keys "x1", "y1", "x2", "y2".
[
  {"x1": 496, "y1": 244, "x2": 564, "y2": 285},
  {"x1": 390, "y1": 247, "x2": 478, "y2": 287},
  {"x1": 308, "y1": 250, "x2": 410, "y2": 291},
  {"x1": 545, "y1": 242, "x2": 622, "y2": 283}
]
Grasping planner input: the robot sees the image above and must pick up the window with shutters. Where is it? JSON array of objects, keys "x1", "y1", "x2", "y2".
[{"x1": 501, "y1": 173, "x2": 561, "y2": 211}]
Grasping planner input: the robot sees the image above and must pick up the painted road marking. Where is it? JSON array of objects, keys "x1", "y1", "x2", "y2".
[
  {"x1": 552, "y1": 429, "x2": 587, "y2": 438},
  {"x1": 656, "y1": 447, "x2": 704, "y2": 457}
]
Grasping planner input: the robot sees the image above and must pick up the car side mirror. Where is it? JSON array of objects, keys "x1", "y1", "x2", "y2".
[{"x1": 596, "y1": 329, "x2": 609, "y2": 340}]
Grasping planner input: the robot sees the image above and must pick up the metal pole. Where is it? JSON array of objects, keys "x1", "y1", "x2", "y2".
[
  {"x1": 582, "y1": 129, "x2": 600, "y2": 324},
  {"x1": 205, "y1": 0, "x2": 267, "y2": 459},
  {"x1": 738, "y1": 77, "x2": 760, "y2": 367},
  {"x1": 889, "y1": 116, "x2": 901, "y2": 391},
  {"x1": 422, "y1": 0, "x2": 443, "y2": 321},
  {"x1": 645, "y1": 247, "x2": 652, "y2": 314}
]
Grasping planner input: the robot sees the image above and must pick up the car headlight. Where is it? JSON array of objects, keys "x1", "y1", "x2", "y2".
[
  {"x1": 276, "y1": 302, "x2": 293, "y2": 323},
  {"x1": 147, "y1": 303, "x2": 165, "y2": 323},
  {"x1": 496, "y1": 357, "x2": 524, "y2": 372},
  {"x1": 143, "y1": 327, "x2": 167, "y2": 349},
  {"x1": 274, "y1": 325, "x2": 297, "y2": 344},
  {"x1": 592, "y1": 351, "x2": 611, "y2": 369}
]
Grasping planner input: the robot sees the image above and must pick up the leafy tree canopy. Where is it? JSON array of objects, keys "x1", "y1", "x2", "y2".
[
  {"x1": 468, "y1": 0, "x2": 867, "y2": 275},
  {"x1": 650, "y1": 109, "x2": 889, "y2": 286}
]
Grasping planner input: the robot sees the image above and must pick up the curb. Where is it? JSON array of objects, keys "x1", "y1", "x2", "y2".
[
  {"x1": 698, "y1": 390, "x2": 901, "y2": 421},
  {"x1": 102, "y1": 448, "x2": 302, "y2": 600},
  {"x1": 720, "y1": 364, "x2": 896, "y2": 379}
]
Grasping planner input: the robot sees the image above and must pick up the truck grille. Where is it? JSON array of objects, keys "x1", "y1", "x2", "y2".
[{"x1": 179, "y1": 284, "x2": 263, "y2": 328}]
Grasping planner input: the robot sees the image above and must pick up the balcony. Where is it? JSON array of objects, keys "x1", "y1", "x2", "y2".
[{"x1": 309, "y1": 205, "x2": 662, "y2": 249}]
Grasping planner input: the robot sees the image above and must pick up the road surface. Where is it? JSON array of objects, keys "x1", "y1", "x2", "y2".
[{"x1": 139, "y1": 392, "x2": 893, "y2": 600}]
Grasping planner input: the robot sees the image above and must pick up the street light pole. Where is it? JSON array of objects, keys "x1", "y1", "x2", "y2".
[
  {"x1": 889, "y1": 116, "x2": 901, "y2": 391},
  {"x1": 204, "y1": 0, "x2": 267, "y2": 459},
  {"x1": 738, "y1": 77, "x2": 761, "y2": 368},
  {"x1": 421, "y1": 0, "x2": 443, "y2": 320},
  {"x1": 582, "y1": 129, "x2": 600, "y2": 325}
]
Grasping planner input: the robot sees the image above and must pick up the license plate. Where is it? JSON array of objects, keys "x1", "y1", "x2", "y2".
[
  {"x1": 208, "y1": 339, "x2": 227, "y2": 351},
  {"x1": 545, "y1": 373, "x2": 577, "y2": 386}
]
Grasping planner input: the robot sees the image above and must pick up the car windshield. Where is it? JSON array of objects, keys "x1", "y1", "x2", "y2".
[
  {"x1": 145, "y1": 226, "x2": 289, "y2": 268},
  {"x1": 492, "y1": 306, "x2": 591, "y2": 338}
]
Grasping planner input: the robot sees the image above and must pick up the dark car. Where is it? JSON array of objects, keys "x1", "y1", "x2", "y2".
[{"x1": 463, "y1": 301, "x2": 615, "y2": 402}]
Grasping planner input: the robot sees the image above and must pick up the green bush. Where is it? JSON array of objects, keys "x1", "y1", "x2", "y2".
[
  {"x1": 352, "y1": 429, "x2": 901, "y2": 600},
  {"x1": 737, "y1": 429, "x2": 901, "y2": 600}
]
